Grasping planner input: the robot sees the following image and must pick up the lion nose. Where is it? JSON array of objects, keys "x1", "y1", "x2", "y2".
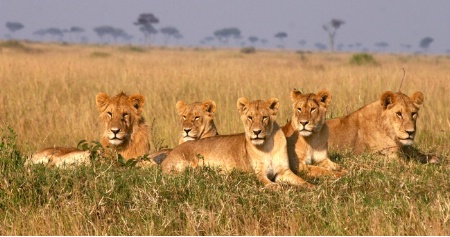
[
  {"x1": 184, "y1": 128, "x2": 192, "y2": 134},
  {"x1": 111, "y1": 127, "x2": 120, "y2": 135},
  {"x1": 300, "y1": 120, "x2": 309, "y2": 126},
  {"x1": 253, "y1": 129, "x2": 262, "y2": 136},
  {"x1": 405, "y1": 129, "x2": 415, "y2": 136}
]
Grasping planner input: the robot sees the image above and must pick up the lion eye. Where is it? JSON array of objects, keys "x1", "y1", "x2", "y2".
[
  {"x1": 122, "y1": 113, "x2": 128, "y2": 119},
  {"x1": 297, "y1": 108, "x2": 302, "y2": 113},
  {"x1": 107, "y1": 112, "x2": 112, "y2": 118},
  {"x1": 311, "y1": 108, "x2": 316, "y2": 113},
  {"x1": 182, "y1": 116, "x2": 186, "y2": 120},
  {"x1": 396, "y1": 112, "x2": 403, "y2": 118},
  {"x1": 412, "y1": 112, "x2": 417, "y2": 118},
  {"x1": 262, "y1": 116, "x2": 268, "y2": 121},
  {"x1": 194, "y1": 116, "x2": 200, "y2": 121},
  {"x1": 247, "y1": 116, "x2": 253, "y2": 121}
]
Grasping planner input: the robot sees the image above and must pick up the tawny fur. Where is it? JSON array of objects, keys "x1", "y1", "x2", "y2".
[
  {"x1": 282, "y1": 89, "x2": 346, "y2": 178},
  {"x1": 149, "y1": 99, "x2": 219, "y2": 165},
  {"x1": 161, "y1": 97, "x2": 314, "y2": 189},
  {"x1": 176, "y1": 100, "x2": 219, "y2": 144},
  {"x1": 26, "y1": 92, "x2": 150, "y2": 167},
  {"x1": 327, "y1": 91, "x2": 438, "y2": 163}
]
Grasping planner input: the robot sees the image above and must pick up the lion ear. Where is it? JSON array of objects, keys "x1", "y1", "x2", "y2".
[
  {"x1": 290, "y1": 88, "x2": 303, "y2": 101},
  {"x1": 129, "y1": 93, "x2": 145, "y2": 114},
  {"x1": 176, "y1": 101, "x2": 186, "y2": 114},
  {"x1": 380, "y1": 91, "x2": 395, "y2": 110},
  {"x1": 317, "y1": 90, "x2": 332, "y2": 108},
  {"x1": 237, "y1": 97, "x2": 249, "y2": 114},
  {"x1": 202, "y1": 100, "x2": 216, "y2": 114},
  {"x1": 411, "y1": 91, "x2": 424, "y2": 107},
  {"x1": 96, "y1": 92, "x2": 110, "y2": 112},
  {"x1": 266, "y1": 98, "x2": 279, "y2": 116}
]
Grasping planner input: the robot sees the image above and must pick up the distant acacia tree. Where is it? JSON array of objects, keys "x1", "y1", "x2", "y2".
[
  {"x1": 260, "y1": 39, "x2": 268, "y2": 47},
  {"x1": 69, "y1": 26, "x2": 84, "y2": 42},
  {"x1": 274, "y1": 32, "x2": 288, "y2": 48},
  {"x1": 298, "y1": 39, "x2": 307, "y2": 47},
  {"x1": 419, "y1": 37, "x2": 434, "y2": 52},
  {"x1": 6, "y1": 22, "x2": 24, "y2": 38},
  {"x1": 374, "y1": 42, "x2": 389, "y2": 52},
  {"x1": 315, "y1": 42, "x2": 327, "y2": 51},
  {"x1": 323, "y1": 18, "x2": 345, "y2": 52},
  {"x1": 93, "y1": 26, "x2": 131, "y2": 43},
  {"x1": 33, "y1": 29, "x2": 47, "y2": 41},
  {"x1": 214, "y1": 27, "x2": 241, "y2": 45},
  {"x1": 134, "y1": 13, "x2": 159, "y2": 46},
  {"x1": 94, "y1": 26, "x2": 115, "y2": 43},
  {"x1": 45, "y1": 28, "x2": 64, "y2": 41},
  {"x1": 160, "y1": 26, "x2": 180, "y2": 45},
  {"x1": 248, "y1": 36, "x2": 259, "y2": 45}
]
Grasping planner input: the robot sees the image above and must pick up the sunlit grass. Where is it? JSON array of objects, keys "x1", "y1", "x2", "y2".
[{"x1": 0, "y1": 42, "x2": 449, "y2": 235}]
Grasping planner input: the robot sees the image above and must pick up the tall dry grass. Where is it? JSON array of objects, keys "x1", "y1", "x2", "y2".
[
  {"x1": 1, "y1": 42, "x2": 449, "y2": 155},
  {"x1": 0, "y1": 41, "x2": 449, "y2": 235}
]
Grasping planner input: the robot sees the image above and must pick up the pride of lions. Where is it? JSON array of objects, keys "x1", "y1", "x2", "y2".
[{"x1": 26, "y1": 89, "x2": 439, "y2": 189}]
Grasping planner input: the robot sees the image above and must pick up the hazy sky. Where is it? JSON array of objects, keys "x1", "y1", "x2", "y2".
[{"x1": 0, "y1": 0, "x2": 449, "y2": 53}]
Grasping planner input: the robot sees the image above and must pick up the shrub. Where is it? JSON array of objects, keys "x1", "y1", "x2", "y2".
[
  {"x1": 349, "y1": 53, "x2": 379, "y2": 65},
  {"x1": 240, "y1": 47, "x2": 256, "y2": 54},
  {"x1": 90, "y1": 51, "x2": 110, "y2": 58}
]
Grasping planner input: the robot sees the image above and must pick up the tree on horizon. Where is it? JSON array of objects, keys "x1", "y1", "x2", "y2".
[
  {"x1": 322, "y1": 18, "x2": 345, "y2": 52},
  {"x1": 134, "y1": 13, "x2": 159, "y2": 46},
  {"x1": 419, "y1": 37, "x2": 434, "y2": 52},
  {"x1": 6, "y1": 21, "x2": 24, "y2": 39},
  {"x1": 274, "y1": 32, "x2": 288, "y2": 48}
]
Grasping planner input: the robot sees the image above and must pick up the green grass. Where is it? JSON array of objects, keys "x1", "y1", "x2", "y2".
[
  {"x1": 0, "y1": 43, "x2": 449, "y2": 235},
  {"x1": 1, "y1": 126, "x2": 449, "y2": 235},
  {"x1": 349, "y1": 53, "x2": 379, "y2": 66}
]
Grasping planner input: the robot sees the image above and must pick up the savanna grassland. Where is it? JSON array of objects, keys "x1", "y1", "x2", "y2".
[{"x1": 0, "y1": 41, "x2": 449, "y2": 235}]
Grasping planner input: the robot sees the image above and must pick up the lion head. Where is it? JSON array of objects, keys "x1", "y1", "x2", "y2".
[
  {"x1": 237, "y1": 97, "x2": 279, "y2": 146},
  {"x1": 290, "y1": 89, "x2": 331, "y2": 137},
  {"x1": 96, "y1": 92, "x2": 146, "y2": 151},
  {"x1": 176, "y1": 100, "x2": 218, "y2": 144},
  {"x1": 380, "y1": 91, "x2": 423, "y2": 146}
]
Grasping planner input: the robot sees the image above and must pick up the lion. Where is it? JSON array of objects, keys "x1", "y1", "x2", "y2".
[
  {"x1": 282, "y1": 89, "x2": 346, "y2": 178},
  {"x1": 25, "y1": 92, "x2": 150, "y2": 167},
  {"x1": 177, "y1": 99, "x2": 219, "y2": 144},
  {"x1": 161, "y1": 97, "x2": 314, "y2": 189},
  {"x1": 326, "y1": 91, "x2": 439, "y2": 163},
  {"x1": 149, "y1": 99, "x2": 219, "y2": 165}
]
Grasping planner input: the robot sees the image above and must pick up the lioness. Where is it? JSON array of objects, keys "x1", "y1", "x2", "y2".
[
  {"x1": 25, "y1": 92, "x2": 150, "y2": 167},
  {"x1": 150, "y1": 99, "x2": 219, "y2": 165},
  {"x1": 177, "y1": 100, "x2": 219, "y2": 144},
  {"x1": 327, "y1": 91, "x2": 439, "y2": 163},
  {"x1": 282, "y1": 89, "x2": 345, "y2": 178},
  {"x1": 161, "y1": 97, "x2": 314, "y2": 189}
]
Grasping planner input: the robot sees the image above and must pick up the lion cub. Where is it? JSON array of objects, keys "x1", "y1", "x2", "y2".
[
  {"x1": 327, "y1": 91, "x2": 439, "y2": 163},
  {"x1": 161, "y1": 97, "x2": 314, "y2": 189},
  {"x1": 25, "y1": 92, "x2": 150, "y2": 167},
  {"x1": 282, "y1": 89, "x2": 345, "y2": 178}
]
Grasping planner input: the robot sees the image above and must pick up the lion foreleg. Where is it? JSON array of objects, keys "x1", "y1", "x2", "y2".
[{"x1": 275, "y1": 169, "x2": 314, "y2": 189}]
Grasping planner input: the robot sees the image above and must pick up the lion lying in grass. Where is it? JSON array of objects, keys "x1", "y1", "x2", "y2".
[
  {"x1": 25, "y1": 92, "x2": 150, "y2": 167},
  {"x1": 282, "y1": 89, "x2": 346, "y2": 178},
  {"x1": 326, "y1": 91, "x2": 439, "y2": 163},
  {"x1": 150, "y1": 100, "x2": 219, "y2": 165},
  {"x1": 161, "y1": 97, "x2": 314, "y2": 189}
]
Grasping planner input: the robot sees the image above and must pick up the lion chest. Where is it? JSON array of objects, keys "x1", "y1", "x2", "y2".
[{"x1": 291, "y1": 133, "x2": 328, "y2": 165}]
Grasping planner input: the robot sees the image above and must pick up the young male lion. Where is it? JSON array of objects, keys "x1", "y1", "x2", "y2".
[
  {"x1": 161, "y1": 97, "x2": 314, "y2": 189},
  {"x1": 282, "y1": 89, "x2": 346, "y2": 178},
  {"x1": 25, "y1": 92, "x2": 150, "y2": 167},
  {"x1": 150, "y1": 100, "x2": 219, "y2": 165},
  {"x1": 326, "y1": 91, "x2": 439, "y2": 163}
]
